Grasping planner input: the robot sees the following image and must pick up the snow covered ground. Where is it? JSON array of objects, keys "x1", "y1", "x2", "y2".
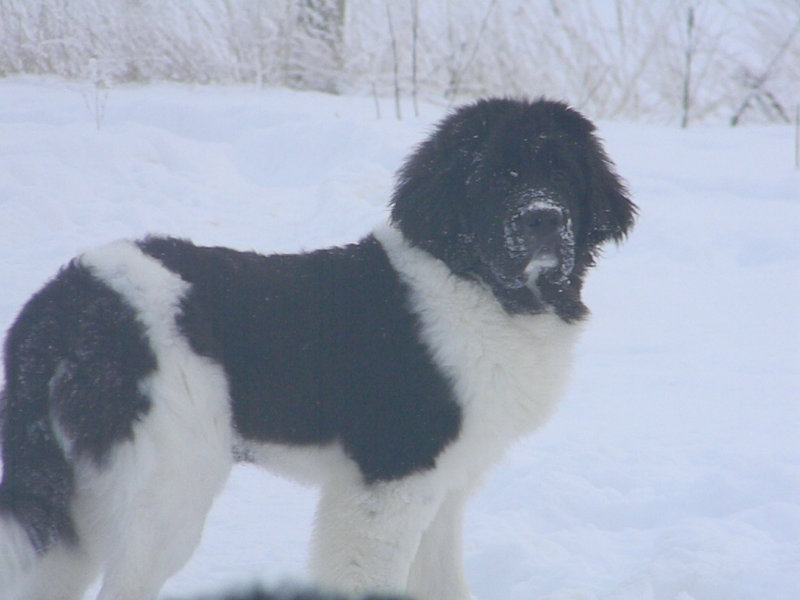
[{"x1": 0, "y1": 78, "x2": 798, "y2": 600}]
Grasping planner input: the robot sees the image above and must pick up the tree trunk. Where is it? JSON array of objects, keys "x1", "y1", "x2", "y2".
[
  {"x1": 680, "y1": 6, "x2": 694, "y2": 129},
  {"x1": 286, "y1": 0, "x2": 346, "y2": 93}
]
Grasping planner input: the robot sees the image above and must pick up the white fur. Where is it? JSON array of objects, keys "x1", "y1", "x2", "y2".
[
  {"x1": 238, "y1": 440, "x2": 355, "y2": 488},
  {"x1": 406, "y1": 489, "x2": 472, "y2": 600},
  {"x1": 0, "y1": 515, "x2": 37, "y2": 597}
]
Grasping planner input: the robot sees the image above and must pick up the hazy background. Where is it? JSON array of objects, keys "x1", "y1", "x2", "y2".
[{"x1": 1, "y1": 0, "x2": 798, "y2": 126}]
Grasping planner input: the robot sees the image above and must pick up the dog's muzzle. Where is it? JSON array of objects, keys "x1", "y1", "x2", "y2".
[
  {"x1": 497, "y1": 200, "x2": 574, "y2": 288},
  {"x1": 520, "y1": 204, "x2": 565, "y2": 261}
]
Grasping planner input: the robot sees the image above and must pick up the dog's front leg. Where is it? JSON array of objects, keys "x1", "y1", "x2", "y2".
[
  {"x1": 406, "y1": 488, "x2": 472, "y2": 600},
  {"x1": 309, "y1": 476, "x2": 443, "y2": 596}
]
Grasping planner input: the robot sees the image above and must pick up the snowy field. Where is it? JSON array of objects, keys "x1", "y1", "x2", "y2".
[{"x1": 0, "y1": 77, "x2": 798, "y2": 600}]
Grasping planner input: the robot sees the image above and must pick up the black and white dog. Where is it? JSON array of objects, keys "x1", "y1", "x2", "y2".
[{"x1": 0, "y1": 98, "x2": 635, "y2": 600}]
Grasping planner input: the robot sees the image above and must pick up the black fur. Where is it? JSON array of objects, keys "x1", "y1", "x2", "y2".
[
  {"x1": 137, "y1": 235, "x2": 461, "y2": 484},
  {"x1": 0, "y1": 262, "x2": 156, "y2": 551},
  {"x1": 391, "y1": 97, "x2": 635, "y2": 320}
]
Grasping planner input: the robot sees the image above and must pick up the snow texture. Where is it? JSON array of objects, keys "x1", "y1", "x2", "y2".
[{"x1": 0, "y1": 78, "x2": 798, "y2": 600}]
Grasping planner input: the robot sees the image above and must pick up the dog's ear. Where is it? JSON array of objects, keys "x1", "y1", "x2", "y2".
[
  {"x1": 544, "y1": 102, "x2": 636, "y2": 247},
  {"x1": 580, "y1": 129, "x2": 637, "y2": 247},
  {"x1": 390, "y1": 99, "x2": 519, "y2": 271}
]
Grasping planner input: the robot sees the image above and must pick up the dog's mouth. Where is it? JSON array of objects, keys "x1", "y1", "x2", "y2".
[
  {"x1": 487, "y1": 245, "x2": 568, "y2": 293},
  {"x1": 524, "y1": 251, "x2": 559, "y2": 280}
]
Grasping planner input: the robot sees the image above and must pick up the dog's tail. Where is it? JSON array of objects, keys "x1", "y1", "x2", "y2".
[
  {"x1": 0, "y1": 410, "x2": 77, "y2": 596},
  {"x1": 0, "y1": 289, "x2": 79, "y2": 596}
]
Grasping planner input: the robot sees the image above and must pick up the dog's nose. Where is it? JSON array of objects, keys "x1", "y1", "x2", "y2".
[{"x1": 522, "y1": 206, "x2": 564, "y2": 237}]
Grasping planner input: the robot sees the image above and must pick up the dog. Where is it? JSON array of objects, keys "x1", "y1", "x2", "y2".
[{"x1": 0, "y1": 98, "x2": 635, "y2": 600}]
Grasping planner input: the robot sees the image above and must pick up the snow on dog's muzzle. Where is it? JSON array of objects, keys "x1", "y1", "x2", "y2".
[{"x1": 499, "y1": 197, "x2": 574, "y2": 288}]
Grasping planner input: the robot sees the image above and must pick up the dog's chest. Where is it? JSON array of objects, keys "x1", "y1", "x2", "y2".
[
  {"x1": 377, "y1": 226, "x2": 584, "y2": 456},
  {"x1": 423, "y1": 295, "x2": 582, "y2": 449}
]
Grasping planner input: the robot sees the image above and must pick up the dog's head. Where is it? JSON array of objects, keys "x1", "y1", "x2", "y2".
[{"x1": 390, "y1": 98, "x2": 636, "y2": 321}]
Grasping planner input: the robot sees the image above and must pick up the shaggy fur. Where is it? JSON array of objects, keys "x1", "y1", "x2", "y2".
[{"x1": 0, "y1": 98, "x2": 635, "y2": 600}]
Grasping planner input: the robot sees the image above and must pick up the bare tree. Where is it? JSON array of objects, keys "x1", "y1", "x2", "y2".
[
  {"x1": 409, "y1": 0, "x2": 419, "y2": 117},
  {"x1": 0, "y1": 0, "x2": 797, "y2": 125},
  {"x1": 445, "y1": 0, "x2": 497, "y2": 104},
  {"x1": 730, "y1": 15, "x2": 800, "y2": 126},
  {"x1": 680, "y1": 6, "x2": 695, "y2": 128},
  {"x1": 286, "y1": 0, "x2": 346, "y2": 93},
  {"x1": 385, "y1": 3, "x2": 402, "y2": 119}
]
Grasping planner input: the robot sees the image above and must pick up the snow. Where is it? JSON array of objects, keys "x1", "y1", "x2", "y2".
[{"x1": 1, "y1": 77, "x2": 798, "y2": 600}]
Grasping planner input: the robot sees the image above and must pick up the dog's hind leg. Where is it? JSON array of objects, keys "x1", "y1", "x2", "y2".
[
  {"x1": 0, "y1": 431, "x2": 101, "y2": 600},
  {"x1": 7, "y1": 537, "x2": 100, "y2": 600},
  {"x1": 61, "y1": 241, "x2": 237, "y2": 600},
  {"x1": 82, "y1": 358, "x2": 234, "y2": 600},
  {"x1": 1, "y1": 504, "x2": 99, "y2": 600}
]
